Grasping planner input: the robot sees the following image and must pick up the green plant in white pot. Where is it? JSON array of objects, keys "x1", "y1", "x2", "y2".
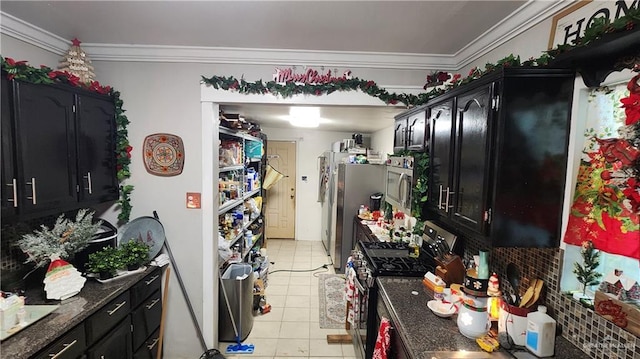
[
  {"x1": 86, "y1": 246, "x2": 123, "y2": 280},
  {"x1": 120, "y1": 240, "x2": 150, "y2": 271}
]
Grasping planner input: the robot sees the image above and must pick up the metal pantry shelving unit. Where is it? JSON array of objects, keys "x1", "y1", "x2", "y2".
[{"x1": 218, "y1": 125, "x2": 265, "y2": 269}]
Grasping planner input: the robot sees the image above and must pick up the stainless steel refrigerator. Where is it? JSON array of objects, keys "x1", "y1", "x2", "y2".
[
  {"x1": 332, "y1": 163, "x2": 385, "y2": 272},
  {"x1": 319, "y1": 151, "x2": 349, "y2": 257}
]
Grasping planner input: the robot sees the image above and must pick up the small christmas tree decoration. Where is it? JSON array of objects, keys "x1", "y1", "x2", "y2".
[
  {"x1": 58, "y1": 38, "x2": 96, "y2": 84},
  {"x1": 573, "y1": 240, "x2": 603, "y2": 296}
]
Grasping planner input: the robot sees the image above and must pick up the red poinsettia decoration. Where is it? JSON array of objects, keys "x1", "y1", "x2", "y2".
[
  {"x1": 423, "y1": 71, "x2": 452, "y2": 89},
  {"x1": 620, "y1": 92, "x2": 640, "y2": 125}
]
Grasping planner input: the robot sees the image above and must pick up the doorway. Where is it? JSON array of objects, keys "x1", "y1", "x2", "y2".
[{"x1": 265, "y1": 141, "x2": 296, "y2": 239}]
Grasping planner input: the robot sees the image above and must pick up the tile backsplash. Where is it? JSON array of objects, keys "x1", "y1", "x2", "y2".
[{"x1": 464, "y1": 236, "x2": 639, "y2": 359}]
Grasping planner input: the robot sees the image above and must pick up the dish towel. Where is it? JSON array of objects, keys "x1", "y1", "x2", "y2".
[
  {"x1": 372, "y1": 317, "x2": 391, "y2": 359},
  {"x1": 345, "y1": 266, "x2": 356, "y2": 325}
]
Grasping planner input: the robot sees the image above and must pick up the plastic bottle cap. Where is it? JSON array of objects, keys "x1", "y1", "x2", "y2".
[{"x1": 538, "y1": 305, "x2": 547, "y2": 313}]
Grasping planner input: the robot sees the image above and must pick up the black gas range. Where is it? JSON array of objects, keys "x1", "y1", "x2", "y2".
[
  {"x1": 358, "y1": 240, "x2": 435, "y2": 276},
  {"x1": 350, "y1": 240, "x2": 435, "y2": 359}
]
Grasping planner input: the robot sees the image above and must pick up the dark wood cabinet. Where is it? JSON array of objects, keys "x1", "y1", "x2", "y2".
[
  {"x1": 133, "y1": 328, "x2": 160, "y2": 359},
  {"x1": 451, "y1": 85, "x2": 492, "y2": 233},
  {"x1": 1, "y1": 77, "x2": 17, "y2": 219},
  {"x1": 26, "y1": 268, "x2": 163, "y2": 359},
  {"x1": 131, "y1": 290, "x2": 162, "y2": 351},
  {"x1": 12, "y1": 81, "x2": 78, "y2": 215},
  {"x1": 76, "y1": 95, "x2": 118, "y2": 204},
  {"x1": 392, "y1": 118, "x2": 407, "y2": 153},
  {"x1": 33, "y1": 323, "x2": 86, "y2": 359},
  {"x1": 425, "y1": 68, "x2": 575, "y2": 247},
  {"x1": 86, "y1": 291, "x2": 131, "y2": 344},
  {"x1": 393, "y1": 106, "x2": 427, "y2": 153},
  {"x1": 0, "y1": 79, "x2": 117, "y2": 222},
  {"x1": 427, "y1": 99, "x2": 454, "y2": 219},
  {"x1": 86, "y1": 318, "x2": 132, "y2": 359}
]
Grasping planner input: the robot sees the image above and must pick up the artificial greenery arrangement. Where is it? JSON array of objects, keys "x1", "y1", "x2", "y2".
[
  {"x1": 17, "y1": 209, "x2": 102, "y2": 269},
  {"x1": 573, "y1": 240, "x2": 603, "y2": 296},
  {"x1": 86, "y1": 241, "x2": 150, "y2": 279},
  {"x1": 411, "y1": 152, "x2": 429, "y2": 219},
  {"x1": 120, "y1": 240, "x2": 150, "y2": 270},
  {"x1": 86, "y1": 246, "x2": 123, "y2": 279},
  {"x1": 0, "y1": 56, "x2": 134, "y2": 223}
]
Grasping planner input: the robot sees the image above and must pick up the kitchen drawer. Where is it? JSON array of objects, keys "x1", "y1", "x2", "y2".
[
  {"x1": 131, "y1": 267, "x2": 162, "y2": 308},
  {"x1": 132, "y1": 289, "x2": 162, "y2": 350},
  {"x1": 32, "y1": 323, "x2": 86, "y2": 359},
  {"x1": 86, "y1": 317, "x2": 132, "y2": 359},
  {"x1": 133, "y1": 327, "x2": 160, "y2": 359},
  {"x1": 85, "y1": 290, "x2": 131, "y2": 345}
]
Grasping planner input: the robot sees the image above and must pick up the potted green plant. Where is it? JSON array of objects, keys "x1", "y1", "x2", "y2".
[
  {"x1": 120, "y1": 240, "x2": 150, "y2": 271},
  {"x1": 86, "y1": 246, "x2": 123, "y2": 280}
]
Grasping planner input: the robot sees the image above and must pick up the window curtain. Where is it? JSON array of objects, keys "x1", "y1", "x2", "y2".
[{"x1": 563, "y1": 73, "x2": 640, "y2": 260}]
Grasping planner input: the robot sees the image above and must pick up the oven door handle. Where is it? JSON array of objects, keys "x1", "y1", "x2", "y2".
[
  {"x1": 398, "y1": 172, "x2": 406, "y2": 208},
  {"x1": 354, "y1": 274, "x2": 368, "y2": 293}
]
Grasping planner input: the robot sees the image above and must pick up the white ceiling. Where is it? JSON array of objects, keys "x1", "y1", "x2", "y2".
[{"x1": 0, "y1": 1, "x2": 567, "y2": 133}]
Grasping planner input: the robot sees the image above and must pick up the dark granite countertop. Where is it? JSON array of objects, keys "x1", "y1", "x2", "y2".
[
  {"x1": 1, "y1": 266, "x2": 157, "y2": 359},
  {"x1": 377, "y1": 277, "x2": 587, "y2": 359}
]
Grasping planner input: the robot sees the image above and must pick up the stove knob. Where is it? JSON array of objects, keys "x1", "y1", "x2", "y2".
[{"x1": 406, "y1": 158, "x2": 414, "y2": 168}]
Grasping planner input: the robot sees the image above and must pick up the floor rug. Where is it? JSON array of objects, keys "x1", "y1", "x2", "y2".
[{"x1": 318, "y1": 273, "x2": 346, "y2": 329}]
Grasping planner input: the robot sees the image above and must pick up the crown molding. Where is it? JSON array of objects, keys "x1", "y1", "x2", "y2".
[
  {"x1": 0, "y1": 12, "x2": 69, "y2": 55},
  {"x1": 83, "y1": 43, "x2": 457, "y2": 70},
  {"x1": 455, "y1": 0, "x2": 573, "y2": 68},
  {"x1": 1, "y1": 1, "x2": 570, "y2": 71}
]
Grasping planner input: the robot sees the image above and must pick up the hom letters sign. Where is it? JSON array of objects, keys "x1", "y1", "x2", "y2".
[{"x1": 548, "y1": 0, "x2": 639, "y2": 49}]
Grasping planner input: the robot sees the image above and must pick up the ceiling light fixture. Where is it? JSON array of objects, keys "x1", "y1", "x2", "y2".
[{"x1": 288, "y1": 107, "x2": 320, "y2": 128}]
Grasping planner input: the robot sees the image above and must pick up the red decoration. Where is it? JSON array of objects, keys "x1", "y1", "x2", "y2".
[
  {"x1": 620, "y1": 93, "x2": 640, "y2": 125},
  {"x1": 564, "y1": 72, "x2": 640, "y2": 260},
  {"x1": 71, "y1": 38, "x2": 81, "y2": 46},
  {"x1": 272, "y1": 67, "x2": 352, "y2": 85}
]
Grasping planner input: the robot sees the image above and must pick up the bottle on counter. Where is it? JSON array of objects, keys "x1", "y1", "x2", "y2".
[
  {"x1": 525, "y1": 305, "x2": 556, "y2": 357},
  {"x1": 433, "y1": 276, "x2": 445, "y2": 301}
]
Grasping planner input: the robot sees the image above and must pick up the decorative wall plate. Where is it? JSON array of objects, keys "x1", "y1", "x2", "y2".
[{"x1": 143, "y1": 133, "x2": 184, "y2": 176}]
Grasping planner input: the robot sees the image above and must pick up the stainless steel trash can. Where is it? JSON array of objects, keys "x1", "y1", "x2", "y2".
[{"x1": 218, "y1": 263, "x2": 254, "y2": 342}]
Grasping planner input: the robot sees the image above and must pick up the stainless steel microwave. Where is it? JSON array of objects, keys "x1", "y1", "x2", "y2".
[{"x1": 385, "y1": 156, "x2": 413, "y2": 215}]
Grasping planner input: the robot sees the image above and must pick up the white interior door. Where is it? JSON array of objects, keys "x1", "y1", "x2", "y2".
[{"x1": 265, "y1": 141, "x2": 296, "y2": 239}]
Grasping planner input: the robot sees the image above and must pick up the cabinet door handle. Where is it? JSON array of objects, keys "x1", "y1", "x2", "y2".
[
  {"x1": 438, "y1": 185, "x2": 444, "y2": 210},
  {"x1": 50, "y1": 339, "x2": 77, "y2": 359},
  {"x1": 7, "y1": 178, "x2": 18, "y2": 207},
  {"x1": 445, "y1": 187, "x2": 452, "y2": 212},
  {"x1": 26, "y1": 177, "x2": 36, "y2": 204},
  {"x1": 145, "y1": 274, "x2": 159, "y2": 285},
  {"x1": 146, "y1": 298, "x2": 160, "y2": 310},
  {"x1": 83, "y1": 172, "x2": 92, "y2": 194},
  {"x1": 107, "y1": 301, "x2": 127, "y2": 316},
  {"x1": 147, "y1": 337, "x2": 160, "y2": 350}
]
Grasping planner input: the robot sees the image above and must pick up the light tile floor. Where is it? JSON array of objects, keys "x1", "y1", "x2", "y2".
[{"x1": 221, "y1": 239, "x2": 356, "y2": 359}]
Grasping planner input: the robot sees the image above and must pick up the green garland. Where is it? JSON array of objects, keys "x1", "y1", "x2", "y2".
[
  {"x1": 201, "y1": 54, "x2": 553, "y2": 106},
  {"x1": 201, "y1": 74, "x2": 443, "y2": 107},
  {"x1": 1, "y1": 56, "x2": 133, "y2": 223}
]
